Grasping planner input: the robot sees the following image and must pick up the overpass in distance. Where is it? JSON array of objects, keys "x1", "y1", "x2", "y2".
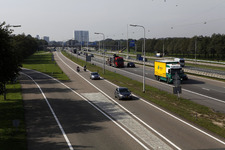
[{"x1": 45, "y1": 44, "x2": 126, "y2": 51}]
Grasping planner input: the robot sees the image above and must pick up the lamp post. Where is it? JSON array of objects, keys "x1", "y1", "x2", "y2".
[
  {"x1": 99, "y1": 40, "x2": 101, "y2": 55},
  {"x1": 95, "y1": 32, "x2": 105, "y2": 74},
  {"x1": 163, "y1": 38, "x2": 164, "y2": 59},
  {"x1": 130, "y1": 24, "x2": 146, "y2": 93},
  {"x1": 80, "y1": 36, "x2": 84, "y2": 52},
  {"x1": 195, "y1": 37, "x2": 197, "y2": 64}
]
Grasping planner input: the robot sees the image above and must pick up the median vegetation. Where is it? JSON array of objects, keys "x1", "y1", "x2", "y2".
[
  {"x1": 63, "y1": 50, "x2": 225, "y2": 138},
  {"x1": 22, "y1": 51, "x2": 70, "y2": 81}
]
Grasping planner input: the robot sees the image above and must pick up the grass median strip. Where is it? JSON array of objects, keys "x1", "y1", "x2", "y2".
[
  {"x1": 63, "y1": 50, "x2": 225, "y2": 138},
  {"x1": 23, "y1": 51, "x2": 69, "y2": 81}
]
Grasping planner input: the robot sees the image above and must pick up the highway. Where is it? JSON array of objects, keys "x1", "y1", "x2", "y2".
[
  {"x1": 20, "y1": 69, "x2": 146, "y2": 150},
  {"x1": 70, "y1": 50, "x2": 225, "y2": 114},
  {"x1": 19, "y1": 50, "x2": 225, "y2": 149}
]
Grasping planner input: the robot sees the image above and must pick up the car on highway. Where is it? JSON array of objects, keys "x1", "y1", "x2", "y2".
[
  {"x1": 114, "y1": 87, "x2": 132, "y2": 100},
  {"x1": 127, "y1": 62, "x2": 135, "y2": 67},
  {"x1": 90, "y1": 54, "x2": 94, "y2": 57},
  {"x1": 90, "y1": 72, "x2": 100, "y2": 80}
]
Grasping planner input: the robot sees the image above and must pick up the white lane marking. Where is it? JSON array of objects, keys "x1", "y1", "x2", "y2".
[
  {"x1": 58, "y1": 52, "x2": 225, "y2": 146},
  {"x1": 202, "y1": 88, "x2": 210, "y2": 91},
  {"x1": 21, "y1": 72, "x2": 74, "y2": 150},
  {"x1": 22, "y1": 69, "x2": 150, "y2": 150},
  {"x1": 57, "y1": 52, "x2": 181, "y2": 149},
  {"x1": 82, "y1": 92, "x2": 173, "y2": 150},
  {"x1": 82, "y1": 51, "x2": 225, "y2": 104}
]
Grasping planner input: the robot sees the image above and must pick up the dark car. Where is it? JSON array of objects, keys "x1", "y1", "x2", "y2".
[
  {"x1": 127, "y1": 62, "x2": 135, "y2": 67},
  {"x1": 183, "y1": 73, "x2": 188, "y2": 80},
  {"x1": 90, "y1": 54, "x2": 94, "y2": 57},
  {"x1": 90, "y1": 72, "x2": 100, "y2": 80},
  {"x1": 114, "y1": 87, "x2": 132, "y2": 100}
]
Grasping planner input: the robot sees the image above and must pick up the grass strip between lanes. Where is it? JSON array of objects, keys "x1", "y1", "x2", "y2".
[
  {"x1": 22, "y1": 51, "x2": 70, "y2": 81},
  {"x1": 63, "y1": 50, "x2": 225, "y2": 138}
]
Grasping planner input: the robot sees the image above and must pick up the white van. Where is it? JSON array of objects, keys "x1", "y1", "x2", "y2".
[{"x1": 174, "y1": 58, "x2": 185, "y2": 67}]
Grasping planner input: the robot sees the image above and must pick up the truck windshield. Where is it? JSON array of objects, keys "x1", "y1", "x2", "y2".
[
  {"x1": 171, "y1": 69, "x2": 182, "y2": 74},
  {"x1": 116, "y1": 59, "x2": 124, "y2": 63},
  {"x1": 180, "y1": 60, "x2": 185, "y2": 63}
]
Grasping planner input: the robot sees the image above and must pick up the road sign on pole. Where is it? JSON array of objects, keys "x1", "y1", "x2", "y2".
[
  {"x1": 173, "y1": 72, "x2": 180, "y2": 87},
  {"x1": 172, "y1": 72, "x2": 182, "y2": 100}
]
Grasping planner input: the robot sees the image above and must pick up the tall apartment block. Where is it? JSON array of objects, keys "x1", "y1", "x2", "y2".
[{"x1": 74, "y1": 30, "x2": 89, "y2": 43}]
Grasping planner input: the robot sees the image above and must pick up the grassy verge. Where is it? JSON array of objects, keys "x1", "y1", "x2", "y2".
[
  {"x1": 63, "y1": 50, "x2": 225, "y2": 138},
  {"x1": 22, "y1": 51, "x2": 69, "y2": 81},
  {"x1": 0, "y1": 81, "x2": 26, "y2": 150}
]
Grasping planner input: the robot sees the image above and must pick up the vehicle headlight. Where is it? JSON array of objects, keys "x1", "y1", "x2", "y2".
[{"x1": 119, "y1": 94, "x2": 123, "y2": 97}]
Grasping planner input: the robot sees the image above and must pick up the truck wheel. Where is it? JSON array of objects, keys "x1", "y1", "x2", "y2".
[
  {"x1": 167, "y1": 78, "x2": 170, "y2": 84},
  {"x1": 155, "y1": 76, "x2": 158, "y2": 80},
  {"x1": 158, "y1": 76, "x2": 161, "y2": 81}
]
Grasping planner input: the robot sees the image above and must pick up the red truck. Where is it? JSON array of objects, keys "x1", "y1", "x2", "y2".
[{"x1": 106, "y1": 54, "x2": 124, "y2": 67}]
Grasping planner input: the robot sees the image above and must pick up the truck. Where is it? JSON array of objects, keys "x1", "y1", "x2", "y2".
[
  {"x1": 73, "y1": 49, "x2": 77, "y2": 54},
  {"x1": 106, "y1": 54, "x2": 124, "y2": 67},
  {"x1": 174, "y1": 58, "x2": 185, "y2": 67},
  {"x1": 154, "y1": 60, "x2": 184, "y2": 84}
]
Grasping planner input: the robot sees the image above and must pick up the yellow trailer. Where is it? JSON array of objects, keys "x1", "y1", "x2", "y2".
[
  {"x1": 154, "y1": 61, "x2": 167, "y2": 78},
  {"x1": 154, "y1": 60, "x2": 184, "y2": 84}
]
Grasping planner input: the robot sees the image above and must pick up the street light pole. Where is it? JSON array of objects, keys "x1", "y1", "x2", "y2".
[
  {"x1": 95, "y1": 32, "x2": 105, "y2": 74},
  {"x1": 163, "y1": 38, "x2": 164, "y2": 59},
  {"x1": 80, "y1": 36, "x2": 84, "y2": 52},
  {"x1": 130, "y1": 24, "x2": 146, "y2": 93},
  {"x1": 195, "y1": 37, "x2": 197, "y2": 64},
  {"x1": 127, "y1": 24, "x2": 129, "y2": 58}
]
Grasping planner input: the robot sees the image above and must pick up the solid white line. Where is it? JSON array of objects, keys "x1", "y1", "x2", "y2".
[
  {"x1": 60, "y1": 51, "x2": 225, "y2": 145},
  {"x1": 93, "y1": 52, "x2": 225, "y2": 104},
  {"x1": 21, "y1": 72, "x2": 74, "y2": 150},
  {"x1": 22, "y1": 69, "x2": 150, "y2": 150},
  {"x1": 75, "y1": 51, "x2": 225, "y2": 105},
  {"x1": 57, "y1": 52, "x2": 181, "y2": 149},
  {"x1": 202, "y1": 88, "x2": 210, "y2": 91}
]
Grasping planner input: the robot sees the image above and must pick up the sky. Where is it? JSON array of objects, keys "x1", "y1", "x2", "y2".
[{"x1": 1, "y1": 0, "x2": 225, "y2": 42}]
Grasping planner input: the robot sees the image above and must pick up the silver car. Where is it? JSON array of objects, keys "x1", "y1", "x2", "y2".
[
  {"x1": 114, "y1": 87, "x2": 132, "y2": 100},
  {"x1": 90, "y1": 72, "x2": 100, "y2": 80}
]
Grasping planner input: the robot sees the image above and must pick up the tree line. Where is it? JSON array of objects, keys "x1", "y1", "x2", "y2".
[
  {"x1": 0, "y1": 22, "x2": 45, "y2": 99},
  {"x1": 100, "y1": 33, "x2": 225, "y2": 60}
]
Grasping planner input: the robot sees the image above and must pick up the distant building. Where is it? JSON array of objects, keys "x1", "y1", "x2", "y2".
[
  {"x1": 43, "y1": 36, "x2": 49, "y2": 43},
  {"x1": 36, "y1": 35, "x2": 39, "y2": 39},
  {"x1": 74, "y1": 30, "x2": 89, "y2": 43}
]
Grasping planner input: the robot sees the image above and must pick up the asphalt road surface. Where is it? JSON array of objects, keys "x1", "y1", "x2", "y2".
[
  {"x1": 74, "y1": 50, "x2": 225, "y2": 114},
  {"x1": 18, "y1": 51, "x2": 225, "y2": 150}
]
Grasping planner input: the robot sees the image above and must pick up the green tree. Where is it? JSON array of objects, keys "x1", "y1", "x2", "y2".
[{"x1": 0, "y1": 22, "x2": 22, "y2": 100}]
